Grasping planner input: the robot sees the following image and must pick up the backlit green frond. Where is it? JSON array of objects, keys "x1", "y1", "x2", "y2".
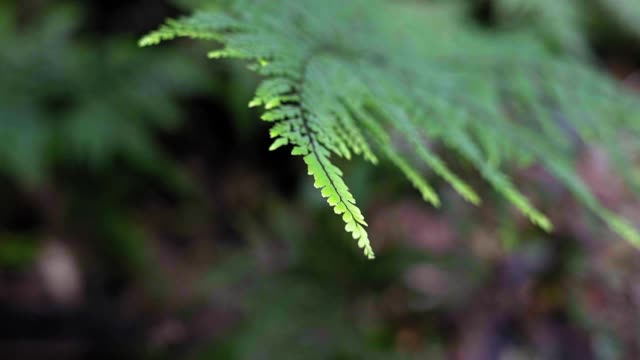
[{"x1": 142, "y1": 0, "x2": 640, "y2": 258}]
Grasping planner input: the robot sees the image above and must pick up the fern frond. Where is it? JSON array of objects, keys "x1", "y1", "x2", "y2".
[
  {"x1": 139, "y1": 11, "x2": 239, "y2": 46},
  {"x1": 491, "y1": 0, "x2": 640, "y2": 54},
  {"x1": 490, "y1": 0, "x2": 587, "y2": 56},
  {"x1": 143, "y1": 0, "x2": 640, "y2": 258}
]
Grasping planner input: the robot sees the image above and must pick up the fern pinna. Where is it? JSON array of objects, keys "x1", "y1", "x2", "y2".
[{"x1": 142, "y1": 0, "x2": 640, "y2": 259}]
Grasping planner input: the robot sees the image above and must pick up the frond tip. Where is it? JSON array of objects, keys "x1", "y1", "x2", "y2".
[{"x1": 304, "y1": 152, "x2": 375, "y2": 259}]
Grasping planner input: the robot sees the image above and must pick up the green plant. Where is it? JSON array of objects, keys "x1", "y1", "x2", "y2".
[
  {"x1": 488, "y1": 0, "x2": 640, "y2": 53},
  {"x1": 0, "y1": 4, "x2": 204, "y2": 186},
  {"x1": 142, "y1": 0, "x2": 640, "y2": 259}
]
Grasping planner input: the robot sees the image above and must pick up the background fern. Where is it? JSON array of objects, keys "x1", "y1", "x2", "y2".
[
  {"x1": 486, "y1": 0, "x2": 640, "y2": 55},
  {"x1": 0, "y1": 4, "x2": 204, "y2": 186},
  {"x1": 143, "y1": 0, "x2": 640, "y2": 258}
]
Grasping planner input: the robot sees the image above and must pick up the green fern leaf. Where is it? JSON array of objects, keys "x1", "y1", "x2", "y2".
[{"x1": 142, "y1": 0, "x2": 640, "y2": 258}]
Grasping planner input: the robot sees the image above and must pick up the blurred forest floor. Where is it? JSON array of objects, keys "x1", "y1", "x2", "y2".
[{"x1": 1, "y1": 0, "x2": 640, "y2": 359}]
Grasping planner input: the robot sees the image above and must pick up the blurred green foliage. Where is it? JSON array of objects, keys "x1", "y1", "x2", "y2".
[
  {"x1": 0, "y1": 234, "x2": 39, "y2": 269},
  {"x1": 482, "y1": 0, "x2": 640, "y2": 55},
  {"x1": 0, "y1": 3, "x2": 205, "y2": 186}
]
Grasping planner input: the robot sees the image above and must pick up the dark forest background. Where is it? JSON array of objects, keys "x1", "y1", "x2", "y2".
[{"x1": 1, "y1": 0, "x2": 640, "y2": 359}]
